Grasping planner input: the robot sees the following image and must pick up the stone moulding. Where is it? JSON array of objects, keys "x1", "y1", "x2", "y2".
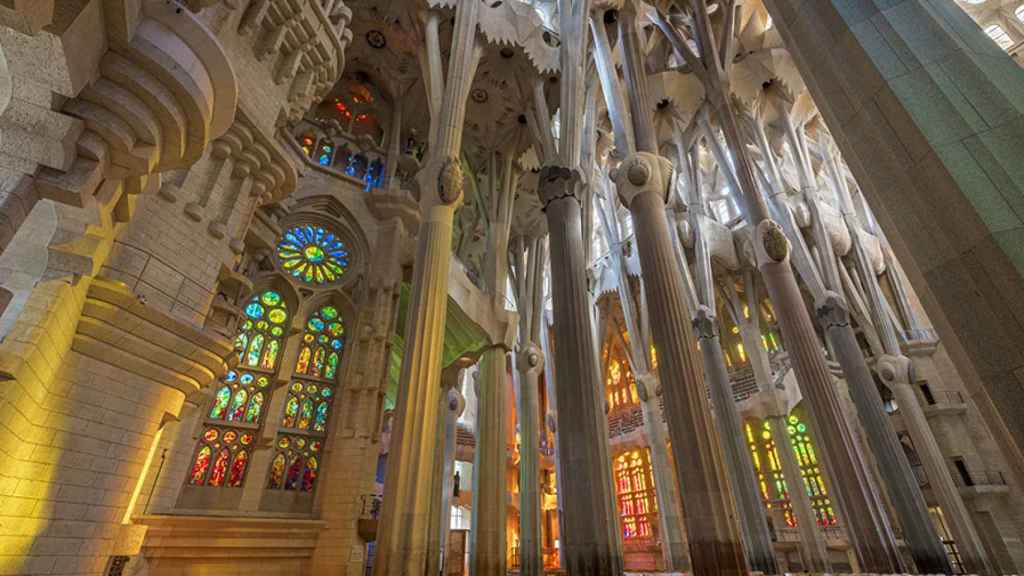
[
  {"x1": 137, "y1": 514, "x2": 326, "y2": 562},
  {"x1": 72, "y1": 277, "x2": 234, "y2": 396}
]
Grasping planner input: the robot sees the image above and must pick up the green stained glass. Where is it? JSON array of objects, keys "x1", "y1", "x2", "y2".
[
  {"x1": 261, "y1": 291, "x2": 282, "y2": 306},
  {"x1": 325, "y1": 352, "x2": 339, "y2": 379},
  {"x1": 321, "y1": 306, "x2": 338, "y2": 320},
  {"x1": 276, "y1": 225, "x2": 350, "y2": 285},
  {"x1": 210, "y1": 386, "x2": 231, "y2": 419},
  {"x1": 245, "y1": 392, "x2": 264, "y2": 423},
  {"x1": 308, "y1": 317, "x2": 325, "y2": 332},
  {"x1": 314, "y1": 401, "x2": 329, "y2": 433}
]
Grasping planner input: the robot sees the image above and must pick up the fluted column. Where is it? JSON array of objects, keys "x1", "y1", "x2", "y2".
[
  {"x1": 693, "y1": 308, "x2": 777, "y2": 574},
  {"x1": 538, "y1": 167, "x2": 623, "y2": 575},
  {"x1": 515, "y1": 344, "x2": 544, "y2": 576},
  {"x1": 613, "y1": 3, "x2": 746, "y2": 573},
  {"x1": 617, "y1": 170, "x2": 746, "y2": 575},
  {"x1": 818, "y1": 294, "x2": 952, "y2": 573},
  {"x1": 374, "y1": 1, "x2": 480, "y2": 572},
  {"x1": 470, "y1": 348, "x2": 508, "y2": 575}
]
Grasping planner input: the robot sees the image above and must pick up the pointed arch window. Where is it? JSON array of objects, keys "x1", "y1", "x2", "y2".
[
  {"x1": 746, "y1": 415, "x2": 836, "y2": 527},
  {"x1": 236, "y1": 290, "x2": 289, "y2": 371},
  {"x1": 613, "y1": 448, "x2": 657, "y2": 541},
  {"x1": 187, "y1": 289, "x2": 288, "y2": 490},
  {"x1": 268, "y1": 304, "x2": 346, "y2": 495},
  {"x1": 187, "y1": 427, "x2": 254, "y2": 487}
]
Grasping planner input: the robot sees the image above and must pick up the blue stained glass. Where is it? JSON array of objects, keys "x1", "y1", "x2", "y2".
[
  {"x1": 245, "y1": 302, "x2": 264, "y2": 319},
  {"x1": 240, "y1": 373, "x2": 254, "y2": 385},
  {"x1": 225, "y1": 370, "x2": 238, "y2": 382}
]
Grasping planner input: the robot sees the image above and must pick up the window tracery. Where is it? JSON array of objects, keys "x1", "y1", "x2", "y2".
[
  {"x1": 277, "y1": 225, "x2": 350, "y2": 285},
  {"x1": 187, "y1": 290, "x2": 288, "y2": 489},
  {"x1": 267, "y1": 304, "x2": 346, "y2": 494},
  {"x1": 746, "y1": 415, "x2": 836, "y2": 527},
  {"x1": 614, "y1": 448, "x2": 657, "y2": 541}
]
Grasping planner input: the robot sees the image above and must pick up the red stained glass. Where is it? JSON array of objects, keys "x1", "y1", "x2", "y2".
[
  {"x1": 209, "y1": 449, "x2": 230, "y2": 487},
  {"x1": 189, "y1": 446, "x2": 211, "y2": 485},
  {"x1": 228, "y1": 450, "x2": 248, "y2": 487}
]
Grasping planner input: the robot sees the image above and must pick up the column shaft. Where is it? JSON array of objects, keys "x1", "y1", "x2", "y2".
[
  {"x1": 374, "y1": 206, "x2": 456, "y2": 575},
  {"x1": 470, "y1": 349, "x2": 508, "y2": 575},
  {"x1": 696, "y1": 316, "x2": 777, "y2": 574},
  {"x1": 760, "y1": 257, "x2": 901, "y2": 572},
  {"x1": 629, "y1": 191, "x2": 746, "y2": 575},
  {"x1": 821, "y1": 303, "x2": 952, "y2": 573},
  {"x1": 516, "y1": 350, "x2": 543, "y2": 576},
  {"x1": 542, "y1": 181, "x2": 623, "y2": 575}
]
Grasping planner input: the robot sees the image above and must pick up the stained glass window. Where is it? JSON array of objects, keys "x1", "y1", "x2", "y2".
[
  {"x1": 208, "y1": 370, "x2": 271, "y2": 425},
  {"x1": 276, "y1": 226, "x2": 350, "y2": 285},
  {"x1": 266, "y1": 435, "x2": 323, "y2": 493},
  {"x1": 614, "y1": 449, "x2": 657, "y2": 540},
  {"x1": 190, "y1": 289, "x2": 287, "y2": 490},
  {"x1": 295, "y1": 305, "x2": 344, "y2": 379},
  {"x1": 605, "y1": 339, "x2": 639, "y2": 413},
  {"x1": 266, "y1": 305, "x2": 345, "y2": 496},
  {"x1": 187, "y1": 427, "x2": 254, "y2": 487},
  {"x1": 746, "y1": 415, "x2": 836, "y2": 527},
  {"x1": 235, "y1": 290, "x2": 288, "y2": 370}
]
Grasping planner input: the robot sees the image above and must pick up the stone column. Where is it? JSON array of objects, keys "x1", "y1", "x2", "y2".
[
  {"x1": 760, "y1": 0, "x2": 1024, "y2": 485},
  {"x1": 612, "y1": 4, "x2": 747, "y2": 573},
  {"x1": 374, "y1": 2, "x2": 481, "y2": 572},
  {"x1": 693, "y1": 308, "x2": 777, "y2": 574},
  {"x1": 515, "y1": 343, "x2": 544, "y2": 576},
  {"x1": 513, "y1": 234, "x2": 546, "y2": 576},
  {"x1": 765, "y1": 410, "x2": 830, "y2": 572},
  {"x1": 470, "y1": 348, "x2": 508, "y2": 575},
  {"x1": 597, "y1": 167, "x2": 688, "y2": 572},
  {"x1": 537, "y1": 167, "x2": 623, "y2": 575},
  {"x1": 439, "y1": 386, "x2": 465, "y2": 570}
]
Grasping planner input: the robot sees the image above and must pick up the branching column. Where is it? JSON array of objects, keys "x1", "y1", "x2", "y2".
[
  {"x1": 612, "y1": 4, "x2": 746, "y2": 573},
  {"x1": 650, "y1": 0, "x2": 904, "y2": 569},
  {"x1": 374, "y1": 2, "x2": 481, "y2": 574},
  {"x1": 513, "y1": 235, "x2": 547, "y2": 576}
]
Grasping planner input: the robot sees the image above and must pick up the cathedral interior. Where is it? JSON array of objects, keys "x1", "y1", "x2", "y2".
[{"x1": 1, "y1": 0, "x2": 1024, "y2": 575}]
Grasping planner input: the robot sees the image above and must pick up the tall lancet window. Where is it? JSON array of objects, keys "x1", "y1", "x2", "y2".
[
  {"x1": 614, "y1": 448, "x2": 657, "y2": 541},
  {"x1": 188, "y1": 290, "x2": 289, "y2": 488},
  {"x1": 746, "y1": 415, "x2": 836, "y2": 527},
  {"x1": 267, "y1": 304, "x2": 345, "y2": 493}
]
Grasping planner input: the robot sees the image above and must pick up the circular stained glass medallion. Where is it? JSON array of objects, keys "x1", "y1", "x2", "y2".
[{"x1": 277, "y1": 225, "x2": 350, "y2": 285}]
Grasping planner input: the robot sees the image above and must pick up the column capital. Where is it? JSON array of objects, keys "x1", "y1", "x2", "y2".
[
  {"x1": 753, "y1": 218, "x2": 791, "y2": 266},
  {"x1": 611, "y1": 151, "x2": 674, "y2": 208},
  {"x1": 691, "y1": 305, "x2": 719, "y2": 341},
  {"x1": 876, "y1": 354, "x2": 913, "y2": 387},
  {"x1": 815, "y1": 290, "x2": 852, "y2": 331},
  {"x1": 536, "y1": 165, "x2": 582, "y2": 210},
  {"x1": 413, "y1": 155, "x2": 464, "y2": 208},
  {"x1": 515, "y1": 343, "x2": 544, "y2": 375}
]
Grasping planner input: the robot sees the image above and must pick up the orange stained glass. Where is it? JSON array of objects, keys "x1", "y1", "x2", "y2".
[{"x1": 614, "y1": 448, "x2": 657, "y2": 540}]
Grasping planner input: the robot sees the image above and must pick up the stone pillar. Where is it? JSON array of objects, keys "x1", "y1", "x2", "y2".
[
  {"x1": 612, "y1": 5, "x2": 746, "y2": 572},
  {"x1": 881, "y1": 355, "x2": 993, "y2": 574},
  {"x1": 470, "y1": 348, "x2": 508, "y2": 575},
  {"x1": 439, "y1": 386, "x2": 465, "y2": 570},
  {"x1": 374, "y1": 0, "x2": 481, "y2": 572},
  {"x1": 817, "y1": 294, "x2": 952, "y2": 573},
  {"x1": 766, "y1": 410, "x2": 830, "y2": 571},
  {"x1": 693, "y1": 308, "x2": 777, "y2": 574},
  {"x1": 761, "y1": 0, "x2": 1024, "y2": 484},
  {"x1": 537, "y1": 167, "x2": 623, "y2": 575},
  {"x1": 516, "y1": 343, "x2": 544, "y2": 576}
]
